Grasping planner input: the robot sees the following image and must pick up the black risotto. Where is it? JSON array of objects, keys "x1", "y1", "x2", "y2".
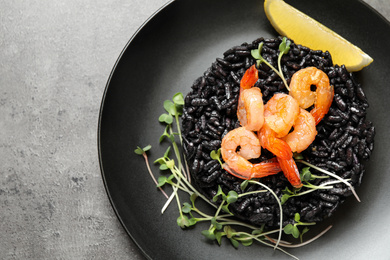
[{"x1": 181, "y1": 37, "x2": 375, "y2": 228}]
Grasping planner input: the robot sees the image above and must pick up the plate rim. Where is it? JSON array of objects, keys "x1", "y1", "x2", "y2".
[{"x1": 97, "y1": 1, "x2": 174, "y2": 259}]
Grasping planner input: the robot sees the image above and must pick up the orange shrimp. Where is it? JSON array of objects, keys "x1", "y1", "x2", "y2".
[
  {"x1": 277, "y1": 157, "x2": 303, "y2": 188},
  {"x1": 221, "y1": 127, "x2": 281, "y2": 180},
  {"x1": 258, "y1": 124, "x2": 292, "y2": 160},
  {"x1": 289, "y1": 67, "x2": 334, "y2": 125},
  {"x1": 263, "y1": 93, "x2": 300, "y2": 138},
  {"x1": 258, "y1": 124, "x2": 302, "y2": 188},
  {"x1": 240, "y1": 64, "x2": 258, "y2": 89},
  {"x1": 258, "y1": 94, "x2": 303, "y2": 188},
  {"x1": 237, "y1": 87, "x2": 264, "y2": 131},
  {"x1": 282, "y1": 108, "x2": 317, "y2": 153}
]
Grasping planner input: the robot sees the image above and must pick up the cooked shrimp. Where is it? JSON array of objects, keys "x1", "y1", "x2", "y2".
[
  {"x1": 263, "y1": 93, "x2": 300, "y2": 138},
  {"x1": 258, "y1": 124, "x2": 292, "y2": 160},
  {"x1": 240, "y1": 64, "x2": 258, "y2": 89},
  {"x1": 237, "y1": 87, "x2": 264, "y2": 131},
  {"x1": 258, "y1": 124, "x2": 302, "y2": 188},
  {"x1": 221, "y1": 127, "x2": 281, "y2": 179},
  {"x1": 289, "y1": 67, "x2": 334, "y2": 125},
  {"x1": 258, "y1": 94, "x2": 303, "y2": 188},
  {"x1": 282, "y1": 108, "x2": 317, "y2": 153},
  {"x1": 277, "y1": 157, "x2": 303, "y2": 188}
]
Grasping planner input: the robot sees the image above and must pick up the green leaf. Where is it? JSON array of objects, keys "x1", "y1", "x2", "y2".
[
  {"x1": 292, "y1": 225, "x2": 300, "y2": 238},
  {"x1": 239, "y1": 234, "x2": 253, "y2": 247},
  {"x1": 134, "y1": 146, "x2": 144, "y2": 155},
  {"x1": 154, "y1": 157, "x2": 165, "y2": 165},
  {"x1": 164, "y1": 100, "x2": 176, "y2": 115},
  {"x1": 167, "y1": 174, "x2": 175, "y2": 181},
  {"x1": 294, "y1": 213, "x2": 301, "y2": 222},
  {"x1": 224, "y1": 226, "x2": 235, "y2": 239},
  {"x1": 221, "y1": 204, "x2": 233, "y2": 215},
  {"x1": 166, "y1": 159, "x2": 175, "y2": 169},
  {"x1": 190, "y1": 193, "x2": 198, "y2": 207},
  {"x1": 281, "y1": 194, "x2": 291, "y2": 205},
  {"x1": 240, "y1": 180, "x2": 249, "y2": 191},
  {"x1": 215, "y1": 231, "x2": 225, "y2": 245},
  {"x1": 159, "y1": 164, "x2": 169, "y2": 171},
  {"x1": 201, "y1": 230, "x2": 216, "y2": 240},
  {"x1": 181, "y1": 202, "x2": 192, "y2": 213},
  {"x1": 279, "y1": 37, "x2": 291, "y2": 55},
  {"x1": 300, "y1": 227, "x2": 310, "y2": 243},
  {"x1": 172, "y1": 92, "x2": 184, "y2": 106},
  {"x1": 159, "y1": 126, "x2": 170, "y2": 143},
  {"x1": 188, "y1": 217, "x2": 197, "y2": 226},
  {"x1": 300, "y1": 167, "x2": 312, "y2": 182},
  {"x1": 283, "y1": 224, "x2": 294, "y2": 235},
  {"x1": 157, "y1": 176, "x2": 167, "y2": 187},
  {"x1": 213, "y1": 186, "x2": 226, "y2": 202},
  {"x1": 230, "y1": 238, "x2": 240, "y2": 248},
  {"x1": 177, "y1": 215, "x2": 191, "y2": 228},
  {"x1": 251, "y1": 49, "x2": 261, "y2": 60},
  {"x1": 226, "y1": 191, "x2": 238, "y2": 204},
  {"x1": 210, "y1": 149, "x2": 220, "y2": 160},
  {"x1": 252, "y1": 227, "x2": 264, "y2": 236},
  {"x1": 211, "y1": 217, "x2": 223, "y2": 230},
  {"x1": 159, "y1": 113, "x2": 173, "y2": 125},
  {"x1": 164, "y1": 146, "x2": 171, "y2": 158}
]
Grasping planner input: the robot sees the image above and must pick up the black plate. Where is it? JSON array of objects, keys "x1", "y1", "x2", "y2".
[{"x1": 98, "y1": 0, "x2": 390, "y2": 259}]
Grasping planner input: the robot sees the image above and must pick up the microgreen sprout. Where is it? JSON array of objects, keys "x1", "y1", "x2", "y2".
[
  {"x1": 297, "y1": 159, "x2": 361, "y2": 202},
  {"x1": 136, "y1": 92, "x2": 338, "y2": 260},
  {"x1": 251, "y1": 37, "x2": 291, "y2": 90},
  {"x1": 278, "y1": 37, "x2": 291, "y2": 91},
  {"x1": 134, "y1": 145, "x2": 168, "y2": 199},
  {"x1": 210, "y1": 148, "x2": 223, "y2": 168},
  {"x1": 283, "y1": 213, "x2": 315, "y2": 242}
]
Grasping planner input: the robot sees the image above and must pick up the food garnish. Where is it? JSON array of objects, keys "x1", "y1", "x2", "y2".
[
  {"x1": 133, "y1": 1, "x2": 376, "y2": 259},
  {"x1": 264, "y1": 0, "x2": 373, "y2": 71}
]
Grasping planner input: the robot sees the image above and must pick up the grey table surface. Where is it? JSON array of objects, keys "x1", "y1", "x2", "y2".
[{"x1": 1, "y1": 0, "x2": 389, "y2": 259}]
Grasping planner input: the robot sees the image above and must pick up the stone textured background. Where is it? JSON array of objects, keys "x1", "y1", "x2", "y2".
[{"x1": 0, "y1": 0, "x2": 388, "y2": 259}]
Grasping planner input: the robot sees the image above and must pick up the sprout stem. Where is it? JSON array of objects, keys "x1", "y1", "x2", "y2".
[
  {"x1": 142, "y1": 152, "x2": 168, "y2": 199},
  {"x1": 297, "y1": 160, "x2": 361, "y2": 202}
]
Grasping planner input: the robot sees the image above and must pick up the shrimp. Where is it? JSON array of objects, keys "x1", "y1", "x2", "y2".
[
  {"x1": 258, "y1": 94, "x2": 303, "y2": 188},
  {"x1": 277, "y1": 157, "x2": 303, "y2": 188},
  {"x1": 282, "y1": 108, "x2": 317, "y2": 153},
  {"x1": 237, "y1": 87, "x2": 264, "y2": 131},
  {"x1": 258, "y1": 124, "x2": 292, "y2": 160},
  {"x1": 263, "y1": 93, "x2": 300, "y2": 138},
  {"x1": 258, "y1": 124, "x2": 302, "y2": 188},
  {"x1": 289, "y1": 67, "x2": 334, "y2": 125},
  {"x1": 240, "y1": 64, "x2": 258, "y2": 89},
  {"x1": 221, "y1": 127, "x2": 281, "y2": 180}
]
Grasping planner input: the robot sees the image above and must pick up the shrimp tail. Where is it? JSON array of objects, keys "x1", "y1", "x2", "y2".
[
  {"x1": 277, "y1": 157, "x2": 302, "y2": 188},
  {"x1": 252, "y1": 158, "x2": 282, "y2": 178},
  {"x1": 222, "y1": 162, "x2": 252, "y2": 180},
  {"x1": 259, "y1": 124, "x2": 292, "y2": 160},
  {"x1": 240, "y1": 64, "x2": 259, "y2": 89}
]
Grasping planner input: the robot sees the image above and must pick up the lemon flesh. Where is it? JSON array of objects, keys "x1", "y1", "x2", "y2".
[{"x1": 264, "y1": 0, "x2": 373, "y2": 71}]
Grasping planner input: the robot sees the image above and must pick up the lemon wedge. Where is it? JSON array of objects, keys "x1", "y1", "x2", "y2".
[{"x1": 264, "y1": 0, "x2": 373, "y2": 71}]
